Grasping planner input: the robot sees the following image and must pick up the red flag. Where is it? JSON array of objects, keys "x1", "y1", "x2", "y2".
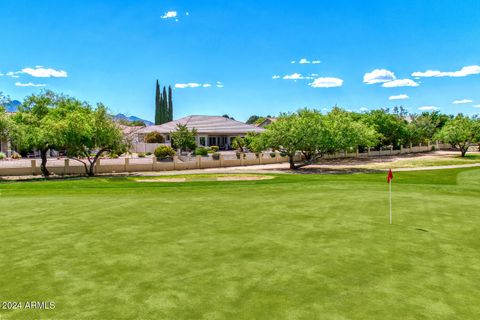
[{"x1": 387, "y1": 169, "x2": 393, "y2": 183}]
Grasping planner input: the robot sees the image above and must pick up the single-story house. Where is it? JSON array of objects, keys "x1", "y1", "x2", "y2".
[{"x1": 135, "y1": 115, "x2": 265, "y2": 150}]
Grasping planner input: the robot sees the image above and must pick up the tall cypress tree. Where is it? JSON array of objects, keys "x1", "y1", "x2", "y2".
[
  {"x1": 162, "y1": 86, "x2": 168, "y2": 124},
  {"x1": 168, "y1": 85, "x2": 173, "y2": 121},
  {"x1": 155, "y1": 80, "x2": 162, "y2": 125}
]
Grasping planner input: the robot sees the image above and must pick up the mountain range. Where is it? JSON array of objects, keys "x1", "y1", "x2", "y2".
[{"x1": 2, "y1": 101, "x2": 153, "y2": 126}]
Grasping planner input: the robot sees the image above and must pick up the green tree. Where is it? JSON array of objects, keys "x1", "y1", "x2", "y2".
[
  {"x1": 162, "y1": 86, "x2": 168, "y2": 124},
  {"x1": 168, "y1": 85, "x2": 173, "y2": 121},
  {"x1": 155, "y1": 80, "x2": 162, "y2": 125},
  {"x1": 407, "y1": 111, "x2": 451, "y2": 145},
  {"x1": 58, "y1": 101, "x2": 128, "y2": 176},
  {"x1": 231, "y1": 136, "x2": 246, "y2": 152},
  {"x1": 263, "y1": 109, "x2": 376, "y2": 169},
  {"x1": 170, "y1": 124, "x2": 197, "y2": 152},
  {"x1": 10, "y1": 91, "x2": 63, "y2": 176},
  {"x1": 0, "y1": 106, "x2": 11, "y2": 142},
  {"x1": 435, "y1": 115, "x2": 478, "y2": 157},
  {"x1": 362, "y1": 109, "x2": 409, "y2": 149}
]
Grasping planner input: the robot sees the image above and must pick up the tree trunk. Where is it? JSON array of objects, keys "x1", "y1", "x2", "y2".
[
  {"x1": 289, "y1": 156, "x2": 296, "y2": 169},
  {"x1": 87, "y1": 149, "x2": 107, "y2": 177},
  {"x1": 461, "y1": 148, "x2": 467, "y2": 157},
  {"x1": 40, "y1": 149, "x2": 50, "y2": 177}
]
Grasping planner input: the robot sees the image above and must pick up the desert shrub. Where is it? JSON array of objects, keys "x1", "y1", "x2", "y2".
[
  {"x1": 212, "y1": 152, "x2": 220, "y2": 160},
  {"x1": 0, "y1": 152, "x2": 5, "y2": 160},
  {"x1": 11, "y1": 152, "x2": 22, "y2": 159},
  {"x1": 194, "y1": 147, "x2": 208, "y2": 156},
  {"x1": 138, "y1": 152, "x2": 145, "y2": 158},
  {"x1": 144, "y1": 131, "x2": 165, "y2": 143},
  {"x1": 210, "y1": 146, "x2": 219, "y2": 152},
  {"x1": 154, "y1": 145, "x2": 176, "y2": 159}
]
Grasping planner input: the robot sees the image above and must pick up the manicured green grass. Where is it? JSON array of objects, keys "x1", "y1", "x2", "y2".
[{"x1": 1, "y1": 169, "x2": 479, "y2": 319}]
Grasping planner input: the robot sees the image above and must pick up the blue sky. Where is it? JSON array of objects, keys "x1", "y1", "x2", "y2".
[{"x1": 1, "y1": 0, "x2": 479, "y2": 121}]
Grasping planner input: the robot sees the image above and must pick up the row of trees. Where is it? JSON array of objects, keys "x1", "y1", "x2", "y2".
[
  {"x1": 0, "y1": 91, "x2": 127, "y2": 177},
  {"x1": 155, "y1": 80, "x2": 173, "y2": 125},
  {"x1": 235, "y1": 108, "x2": 480, "y2": 169}
]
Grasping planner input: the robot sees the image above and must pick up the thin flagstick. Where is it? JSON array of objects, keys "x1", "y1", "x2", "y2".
[{"x1": 389, "y1": 180, "x2": 392, "y2": 224}]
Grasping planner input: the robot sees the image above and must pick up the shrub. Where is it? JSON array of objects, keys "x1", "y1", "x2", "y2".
[
  {"x1": 154, "y1": 145, "x2": 176, "y2": 159},
  {"x1": 109, "y1": 153, "x2": 119, "y2": 159},
  {"x1": 11, "y1": 152, "x2": 22, "y2": 159},
  {"x1": 144, "y1": 131, "x2": 165, "y2": 143},
  {"x1": 270, "y1": 152, "x2": 276, "y2": 158},
  {"x1": 194, "y1": 147, "x2": 208, "y2": 156},
  {"x1": 145, "y1": 152, "x2": 152, "y2": 156},
  {"x1": 212, "y1": 152, "x2": 220, "y2": 160},
  {"x1": 0, "y1": 152, "x2": 5, "y2": 160},
  {"x1": 138, "y1": 152, "x2": 145, "y2": 158},
  {"x1": 210, "y1": 146, "x2": 219, "y2": 152}
]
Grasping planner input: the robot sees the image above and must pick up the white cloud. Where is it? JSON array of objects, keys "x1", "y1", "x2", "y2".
[
  {"x1": 161, "y1": 11, "x2": 177, "y2": 19},
  {"x1": 217, "y1": 84, "x2": 224, "y2": 88},
  {"x1": 186, "y1": 12, "x2": 190, "y2": 16},
  {"x1": 21, "y1": 67, "x2": 67, "y2": 78},
  {"x1": 291, "y1": 58, "x2": 321, "y2": 64},
  {"x1": 299, "y1": 58, "x2": 310, "y2": 64},
  {"x1": 363, "y1": 69, "x2": 396, "y2": 84},
  {"x1": 175, "y1": 83, "x2": 202, "y2": 88},
  {"x1": 452, "y1": 99, "x2": 472, "y2": 104},
  {"x1": 15, "y1": 82, "x2": 47, "y2": 87},
  {"x1": 382, "y1": 79, "x2": 419, "y2": 87},
  {"x1": 389, "y1": 94, "x2": 409, "y2": 100},
  {"x1": 308, "y1": 77, "x2": 343, "y2": 88},
  {"x1": 6, "y1": 71, "x2": 21, "y2": 78},
  {"x1": 291, "y1": 61, "x2": 296, "y2": 64},
  {"x1": 272, "y1": 75, "x2": 280, "y2": 79},
  {"x1": 418, "y1": 106, "x2": 438, "y2": 111},
  {"x1": 360, "y1": 107, "x2": 369, "y2": 112},
  {"x1": 312, "y1": 60, "x2": 321, "y2": 64},
  {"x1": 412, "y1": 65, "x2": 480, "y2": 78},
  {"x1": 283, "y1": 73, "x2": 304, "y2": 80},
  {"x1": 474, "y1": 105, "x2": 480, "y2": 108},
  {"x1": 203, "y1": 84, "x2": 212, "y2": 88}
]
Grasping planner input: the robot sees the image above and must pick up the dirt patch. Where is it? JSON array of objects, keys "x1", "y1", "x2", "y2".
[
  {"x1": 137, "y1": 178, "x2": 187, "y2": 183},
  {"x1": 216, "y1": 176, "x2": 274, "y2": 181}
]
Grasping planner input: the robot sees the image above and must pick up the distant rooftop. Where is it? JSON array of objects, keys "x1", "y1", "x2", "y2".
[{"x1": 138, "y1": 115, "x2": 265, "y2": 134}]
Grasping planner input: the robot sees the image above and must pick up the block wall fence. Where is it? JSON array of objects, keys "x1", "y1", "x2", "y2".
[{"x1": 0, "y1": 143, "x2": 452, "y2": 177}]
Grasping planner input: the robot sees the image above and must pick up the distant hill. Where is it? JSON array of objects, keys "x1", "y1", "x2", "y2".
[
  {"x1": 114, "y1": 113, "x2": 154, "y2": 126},
  {"x1": 4, "y1": 100, "x2": 21, "y2": 113}
]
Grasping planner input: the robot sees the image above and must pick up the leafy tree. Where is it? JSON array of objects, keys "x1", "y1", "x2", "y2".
[
  {"x1": 222, "y1": 114, "x2": 235, "y2": 120},
  {"x1": 231, "y1": 136, "x2": 246, "y2": 152},
  {"x1": 162, "y1": 86, "x2": 168, "y2": 124},
  {"x1": 10, "y1": 91, "x2": 64, "y2": 176},
  {"x1": 0, "y1": 106, "x2": 11, "y2": 142},
  {"x1": 244, "y1": 132, "x2": 265, "y2": 154},
  {"x1": 406, "y1": 111, "x2": 451, "y2": 145},
  {"x1": 362, "y1": 109, "x2": 409, "y2": 149},
  {"x1": 144, "y1": 131, "x2": 165, "y2": 143},
  {"x1": 246, "y1": 115, "x2": 261, "y2": 124},
  {"x1": 263, "y1": 109, "x2": 376, "y2": 169},
  {"x1": 170, "y1": 124, "x2": 197, "y2": 152},
  {"x1": 435, "y1": 115, "x2": 478, "y2": 157},
  {"x1": 0, "y1": 92, "x2": 11, "y2": 107}
]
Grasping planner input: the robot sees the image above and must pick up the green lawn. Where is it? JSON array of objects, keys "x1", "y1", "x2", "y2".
[{"x1": 1, "y1": 169, "x2": 479, "y2": 319}]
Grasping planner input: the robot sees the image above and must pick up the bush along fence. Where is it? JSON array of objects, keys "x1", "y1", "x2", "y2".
[{"x1": 0, "y1": 143, "x2": 452, "y2": 177}]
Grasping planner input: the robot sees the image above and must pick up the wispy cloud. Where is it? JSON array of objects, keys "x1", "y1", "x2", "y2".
[
  {"x1": 272, "y1": 75, "x2": 281, "y2": 79},
  {"x1": 15, "y1": 82, "x2": 47, "y2": 87},
  {"x1": 418, "y1": 106, "x2": 438, "y2": 111},
  {"x1": 382, "y1": 79, "x2": 419, "y2": 88},
  {"x1": 389, "y1": 94, "x2": 409, "y2": 100},
  {"x1": 412, "y1": 65, "x2": 480, "y2": 78},
  {"x1": 363, "y1": 69, "x2": 396, "y2": 84},
  {"x1": 283, "y1": 73, "x2": 304, "y2": 80},
  {"x1": 359, "y1": 107, "x2": 369, "y2": 112},
  {"x1": 308, "y1": 77, "x2": 343, "y2": 88},
  {"x1": 21, "y1": 66, "x2": 67, "y2": 78},
  {"x1": 175, "y1": 82, "x2": 217, "y2": 89},
  {"x1": 161, "y1": 11, "x2": 177, "y2": 19},
  {"x1": 474, "y1": 105, "x2": 480, "y2": 108},
  {"x1": 291, "y1": 58, "x2": 321, "y2": 64},
  {"x1": 452, "y1": 99, "x2": 472, "y2": 104}
]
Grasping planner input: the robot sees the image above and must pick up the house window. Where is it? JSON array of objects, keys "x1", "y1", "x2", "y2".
[{"x1": 199, "y1": 136, "x2": 206, "y2": 146}]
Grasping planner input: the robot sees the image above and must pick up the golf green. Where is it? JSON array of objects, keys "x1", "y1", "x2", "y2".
[{"x1": 1, "y1": 169, "x2": 479, "y2": 319}]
